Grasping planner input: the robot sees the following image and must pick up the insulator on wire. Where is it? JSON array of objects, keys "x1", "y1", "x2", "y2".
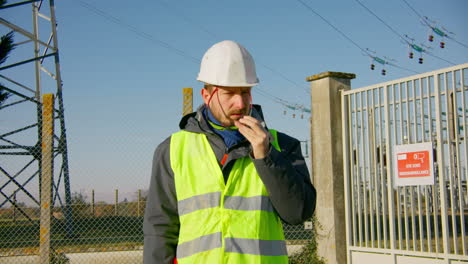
[
  {"x1": 440, "y1": 42, "x2": 445, "y2": 48},
  {"x1": 419, "y1": 57, "x2": 424, "y2": 64},
  {"x1": 428, "y1": 35, "x2": 434, "y2": 42},
  {"x1": 381, "y1": 69, "x2": 386, "y2": 76},
  {"x1": 370, "y1": 64, "x2": 375, "y2": 70},
  {"x1": 409, "y1": 52, "x2": 414, "y2": 59}
]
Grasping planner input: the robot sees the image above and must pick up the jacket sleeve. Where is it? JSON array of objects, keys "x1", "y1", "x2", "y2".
[
  {"x1": 253, "y1": 132, "x2": 316, "y2": 225},
  {"x1": 143, "y1": 137, "x2": 179, "y2": 264}
]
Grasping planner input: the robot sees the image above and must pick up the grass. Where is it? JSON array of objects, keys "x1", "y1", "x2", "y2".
[
  {"x1": 0, "y1": 216, "x2": 143, "y2": 250},
  {"x1": 0, "y1": 216, "x2": 313, "y2": 252}
]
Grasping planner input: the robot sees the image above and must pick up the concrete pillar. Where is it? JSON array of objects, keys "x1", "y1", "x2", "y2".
[
  {"x1": 306, "y1": 71, "x2": 355, "y2": 264},
  {"x1": 40, "y1": 93, "x2": 54, "y2": 264},
  {"x1": 182, "y1": 87, "x2": 193, "y2": 116}
]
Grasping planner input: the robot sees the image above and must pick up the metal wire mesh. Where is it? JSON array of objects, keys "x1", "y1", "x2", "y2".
[{"x1": 0, "y1": 191, "x2": 320, "y2": 263}]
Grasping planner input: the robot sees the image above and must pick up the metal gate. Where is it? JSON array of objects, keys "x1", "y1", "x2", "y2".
[{"x1": 342, "y1": 63, "x2": 468, "y2": 264}]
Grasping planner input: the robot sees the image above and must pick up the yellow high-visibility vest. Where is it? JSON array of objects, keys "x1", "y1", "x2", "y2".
[{"x1": 170, "y1": 129, "x2": 287, "y2": 264}]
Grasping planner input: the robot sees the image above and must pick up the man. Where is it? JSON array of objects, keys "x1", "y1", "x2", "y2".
[{"x1": 143, "y1": 40, "x2": 316, "y2": 264}]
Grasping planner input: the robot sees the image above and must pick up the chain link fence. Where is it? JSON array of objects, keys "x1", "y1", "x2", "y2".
[
  {"x1": 1, "y1": 78, "x2": 321, "y2": 264},
  {"x1": 1, "y1": 95, "x2": 321, "y2": 263},
  {"x1": 1, "y1": 83, "x2": 320, "y2": 264},
  {"x1": 0, "y1": 190, "x2": 321, "y2": 263},
  {"x1": 1, "y1": 1, "x2": 321, "y2": 262}
]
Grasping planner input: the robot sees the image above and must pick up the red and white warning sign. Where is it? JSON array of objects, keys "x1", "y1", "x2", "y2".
[{"x1": 394, "y1": 142, "x2": 434, "y2": 186}]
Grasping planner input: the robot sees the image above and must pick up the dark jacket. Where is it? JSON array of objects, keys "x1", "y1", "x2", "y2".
[{"x1": 143, "y1": 104, "x2": 316, "y2": 264}]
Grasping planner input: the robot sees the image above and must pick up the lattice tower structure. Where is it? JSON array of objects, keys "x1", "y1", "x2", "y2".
[{"x1": 0, "y1": 0, "x2": 73, "y2": 234}]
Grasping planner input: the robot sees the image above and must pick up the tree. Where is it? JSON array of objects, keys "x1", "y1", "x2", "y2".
[
  {"x1": 71, "y1": 190, "x2": 88, "y2": 205},
  {"x1": 70, "y1": 191, "x2": 90, "y2": 218},
  {"x1": 0, "y1": 30, "x2": 15, "y2": 106}
]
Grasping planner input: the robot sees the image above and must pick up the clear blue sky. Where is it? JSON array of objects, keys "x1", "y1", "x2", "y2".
[{"x1": 1, "y1": 0, "x2": 467, "y2": 203}]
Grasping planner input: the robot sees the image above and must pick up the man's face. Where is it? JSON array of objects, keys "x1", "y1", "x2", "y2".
[{"x1": 202, "y1": 86, "x2": 252, "y2": 127}]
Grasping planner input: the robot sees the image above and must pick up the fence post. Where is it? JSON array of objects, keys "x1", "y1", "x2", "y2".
[
  {"x1": 12, "y1": 193, "x2": 16, "y2": 223},
  {"x1": 306, "y1": 72, "x2": 355, "y2": 264},
  {"x1": 182, "y1": 87, "x2": 193, "y2": 116},
  {"x1": 91, "y1": 189, "x2": 95, "y2": 216},
  {"x1": 138, "y1": 189, "x2": 141, "y2": 217},
  {"x1": 40, "y1": 93, "x2": 54, "y2": 264},
  {"x1": 115, "y1": 189, "x2": 118, "y2": 216}
]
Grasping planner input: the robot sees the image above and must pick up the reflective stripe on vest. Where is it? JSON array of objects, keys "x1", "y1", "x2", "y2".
[
  {"x1": 176, "y1": 233, "x2": 287, "y2": 258},
  {"x1": 170, "y1": 129, "x2": 287, "y2": 264}
]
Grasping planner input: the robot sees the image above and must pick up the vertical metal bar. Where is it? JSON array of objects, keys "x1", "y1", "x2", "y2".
[
  {"x1": 32, "y1": 1, "x2": 41, "y2": 100},
  {"x1": 49, "y1": 0, "x2": 74, "y2": 237},
  {"x1": 379, "y1": 86, "x2": 388, "y2": 249},
  {"x1": 355, "y1": 92, "x2": 363, "y2": 247},
  {"x1": 385, "y1": 84, "x2": 397, "y2": 256},
  {"x1": 448, "y1": 72, "x2": 460, "y2": 254},
  {"x1": 457, "y1": 68, "x2": 467, "y2": 254},
  {"x1": 356, "y1": 92, "x2": 364, "y2": 246},
  {"x1": 399, "y1": 82, "x2": 410, "y2": 250},
  {"x1": 361, "y1": 91, "x2": 369, "y2": 246},
  {"x1": 368, "y1": 90, "x2": 376, "y2": 248},
  {"x1": 40, "y1": 93, "x2": 54, "y2": 264},
  {"x1": 351, "y1": 93, "x2": 358, "y2": 247},
  {"x1": 422, "y1": 77, "x2": 431, "y2": 253},
  {"x1": 452, "y1": 69, "x2": 465, "y2": 255},
  {"x1": 421, "y1": 78, "x2": 427, "y2": 141},
  {"x1": 416, "y1": 78, "x2": 425, "y2": 252},
  {"x1": 445, "y1": 72, "x2": 458, "y2": 255},
  {"x1": 435, "y1": 72, "x2": 451, "y2": 258},
  {"x1": 406, "y1": 80, "x2": 417, "y2": 251},
  {"x1": 342, "y1": 91, "x2": 352, "y2": 264},
  {"x1": 393, "y1": 83, "x2": 403, "y2": 250},
  {"x1": 428, "y1": 75, "x2": 441, "y2": 254},
  {"x1": 414, "y1": 79, "x2": 419, "y2": 142},
  {"x1": 372, "y1": 88, "x2": 382, "y2": 249}
]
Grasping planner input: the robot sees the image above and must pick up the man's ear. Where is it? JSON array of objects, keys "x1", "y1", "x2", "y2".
[{"x1": 201, "y1": 88, "x2": 210, "y2": 105}]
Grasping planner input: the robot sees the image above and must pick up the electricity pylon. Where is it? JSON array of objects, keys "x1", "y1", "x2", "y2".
[{"x1": 0, "y1": 0, "x2": 72, "y2": 235}]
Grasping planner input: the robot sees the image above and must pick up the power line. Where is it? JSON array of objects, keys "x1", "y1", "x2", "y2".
[
  {"x1": 156, "y1": 0, "x2": 220, "y2": 41},
  {"x1": 75, "y1": 0, "x2": 310, "y2": 115},
  {"x1": 76, "y1": 0, "x2": 200, "y2": 64},
  {"x1": 155, "y1": 0, "x2": 311, "y2": 95},
  {"x1": 353, "y1": 0, "x2": 406, "y2": 42},
  {"x1": 401, "y1": 0, "x2": 468, "y2": 49},
  {"x1": 400, "y1": 0, "x2": 425, "y2": 21},
  {"x1": 254, "y1": 86, "x2": 310, "y2": 113},
  {"x1": 296, "y1": 0, "x2": 419, "y2": 75},
  {"x1": 296, "y1": 0, "x2": 367, "y2": 55},
  {"x1": 353, "y1": 0, "x2": 456, "y2": 65}
]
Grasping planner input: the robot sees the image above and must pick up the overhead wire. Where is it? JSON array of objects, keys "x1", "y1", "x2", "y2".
[
  {"x1": 295, "y1": 0, "x2": 419, "y2": 75},
  {"x1": 254, "y1": 86, "x2": 310, "y2": 112},
  {"x1": 76, "y1": 0, "x2": 200, "y2": 64},
  {"x1": 155, "y1": 0, "x2": 311, "y2": 96},
  {"x1": 296, "y1": 0, "x2": 367, "y2": 55},
  {"x1": 353, "y1": 0, "x2": 456, "y2": 65},
  {"x1": 75, "y1": 0, "x2": 310, "y2": 115},
  {"x1": 400, "y1": 0, "x2": 468, "y2": 49}
]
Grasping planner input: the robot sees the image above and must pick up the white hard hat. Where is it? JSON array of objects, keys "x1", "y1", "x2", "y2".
[{"x1": 197, "y1": 40, "x2": 259, "y2": 87}]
